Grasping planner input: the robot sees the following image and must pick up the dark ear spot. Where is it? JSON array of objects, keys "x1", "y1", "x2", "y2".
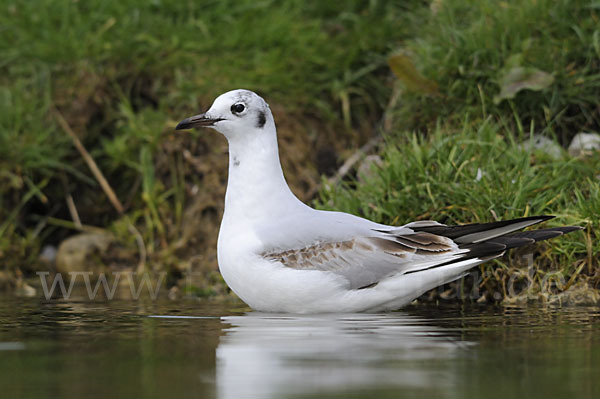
[{"x1": 257, "y1": 111, "x2": 266, "y2": 128}]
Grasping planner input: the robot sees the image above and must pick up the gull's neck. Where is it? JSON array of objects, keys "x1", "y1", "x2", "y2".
[{"x1": 223, "y1": 123, "x2": 305, "y2": 222}]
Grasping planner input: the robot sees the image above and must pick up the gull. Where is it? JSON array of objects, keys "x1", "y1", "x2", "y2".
[{"x1": 176, "y1": 89, "x2": 581, "y2": 313}]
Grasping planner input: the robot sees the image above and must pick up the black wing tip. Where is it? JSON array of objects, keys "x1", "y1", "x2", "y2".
[
  {"x1": 518, "y1": 225, "x2": 584, "y2": 239},
  {"x1": 408, "y1": 215, "x2": 556, "y2": 241},
  {"x1": 555, "y1": 226, "x2": 584, "y2": 233},
  {"x1": 459, "y1": 224, "x2": 583, "y2": 261},
  {"x1": 509, "y1": 215, "x2": 555, "y2": 225},
  {"x1": 400, "y1": 218, "x2": 583, "y2": 276},
  {"x1": 536, "y1": 215, "x2": 555, "y2": 220},
  {"x1": 459, "y1": 241, "x2": 507, "y2": 255}
]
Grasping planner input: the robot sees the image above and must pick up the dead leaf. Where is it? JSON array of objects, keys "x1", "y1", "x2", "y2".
[
  {"x1": 494, "y1": 66, "x2": 554, "y2": 104},
  {"x1": 388, "y1": 53, "x2": 438, "y2": 95}
]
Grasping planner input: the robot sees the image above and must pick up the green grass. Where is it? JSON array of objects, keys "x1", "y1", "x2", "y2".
[
  {"x1": 0, "y1": 0, "x2": 426, "y2": 274},
  {"x1": 321, "y1": 120, "x2": 597, "y2": 226},
  {"x1": 313, "y1": 0, "x2": 600, "y2": 302},
  {"x1": 318, "y1": 119, "x2": 599, "y2": 301},
  {"x1": 393, "y1": 0, "x2": 600, "y2": 143},
  {"x1": 0, "y1": 0, "x2": 598, "y2": 301}
]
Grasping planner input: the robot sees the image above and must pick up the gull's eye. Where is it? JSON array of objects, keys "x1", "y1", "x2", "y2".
[{"x1": 231, "y1": 103, "x2": 245, "y2": 114}]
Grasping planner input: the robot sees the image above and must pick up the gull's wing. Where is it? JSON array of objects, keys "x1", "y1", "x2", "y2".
[
  {"x1": 262, "y1": 233, "x2": 458, "y2": 289},
  {"x1": 258, "y1": 213, "x2": 580, "y2": 290}
]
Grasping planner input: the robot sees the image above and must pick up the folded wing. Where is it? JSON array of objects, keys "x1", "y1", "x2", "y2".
[{"x1": 262, "y1": 215, "x2": 581, "y2": 289}]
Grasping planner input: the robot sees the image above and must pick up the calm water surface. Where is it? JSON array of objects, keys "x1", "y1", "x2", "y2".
[{"x1": 0, "y1": 295, "x2": 598, "y2": 398}]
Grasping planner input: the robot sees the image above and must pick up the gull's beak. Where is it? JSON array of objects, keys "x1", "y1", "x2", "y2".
[{"x1": 175, "y1": 113, "x2": 224, "y2": 130}]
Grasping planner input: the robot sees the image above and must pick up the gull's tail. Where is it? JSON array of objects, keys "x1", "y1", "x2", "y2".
[{"x1": 408, "y1": 215, "x2": 582, "y2": 269}]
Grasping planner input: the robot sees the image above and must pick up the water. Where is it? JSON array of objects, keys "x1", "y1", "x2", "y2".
[{"x1": 1, "y1": 296, "x2": 598, "y2": 398}]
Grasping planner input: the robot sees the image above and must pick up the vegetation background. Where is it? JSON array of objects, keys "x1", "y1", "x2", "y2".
[{"x1": 1, "y1": 0, "x2": 598, "y2": 302}]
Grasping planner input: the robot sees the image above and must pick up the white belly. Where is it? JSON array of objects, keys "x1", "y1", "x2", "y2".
[{"x1": 216, "y1": 217, "x2": 481, "y2": 313}]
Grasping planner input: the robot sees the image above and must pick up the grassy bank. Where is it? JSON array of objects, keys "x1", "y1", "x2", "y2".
[
  {"x1": 393, "y1": 0, "x2": 600, "y2": 143},
  {"x1": 320, "y1": 0, "x2": 599, "y2": 303},
  {"x1": 1, "y1": 0, "x2": 424, "y2": 284},
  {"x1": 318, "y1": 120, "x2": 599, "y2": 303},
  {"x1": 1, "y1": 0, "x2": 598, "y2": 302}
]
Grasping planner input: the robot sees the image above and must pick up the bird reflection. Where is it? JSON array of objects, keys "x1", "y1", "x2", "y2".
[{"x1": 216, "y1": 312, "x2": 473, "y2": 399}]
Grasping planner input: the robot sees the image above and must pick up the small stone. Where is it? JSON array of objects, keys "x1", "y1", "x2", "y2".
[
  {"x1": 475, "y1": 167, "x2": 486, "y2": 182},
  {"x1": 15, "y1": 281, "x2": 36, "y2": 297},
  {"x1": 39, "y1": 245, "x2": 57, "y2": 264},
  {"x1": 439, "y1": 288, "x2": 454, "y2": 300},
  {"x1": 168, "y1": 286, "x2": 180, "y2": 300},
  {"x1": 568, "y1": 132, "x2": 600, "y2": 157},
  {"x1": 357, "y1": 155, "x2": 383, "y2": 182},
  {"x1": 520, "y1": 134, "x2": 563, "y2": 159},
  {"x1": 55, "y1": 233, "x2": 114, "y2": 275}
]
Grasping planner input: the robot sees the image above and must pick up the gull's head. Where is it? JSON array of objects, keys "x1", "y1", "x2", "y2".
[{"x1": 175, "y1": 89, "x2": 272, "y2": 139}]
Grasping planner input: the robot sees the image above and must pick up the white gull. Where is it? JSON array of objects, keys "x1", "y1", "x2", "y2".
[{"x1": 176, "y1": 89, "x2": 581, "y2": 313}]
